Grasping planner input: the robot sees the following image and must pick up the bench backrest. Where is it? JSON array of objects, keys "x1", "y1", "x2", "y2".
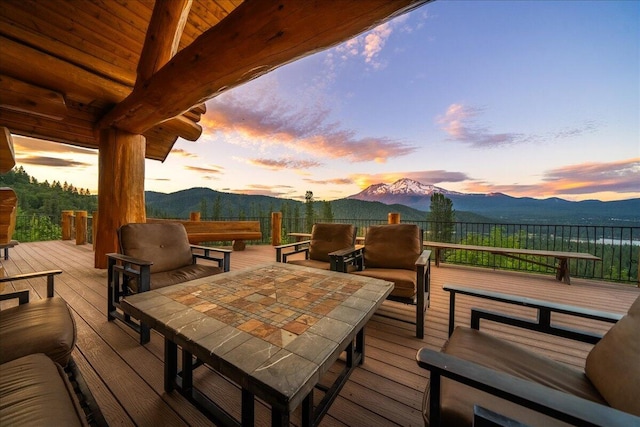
[{"x1": 146, "y1": 218, "x2": 260, "y2": 234}]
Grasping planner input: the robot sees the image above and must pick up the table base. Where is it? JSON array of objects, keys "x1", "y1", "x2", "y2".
[{"x1": 164, "y1": 328, "x2": 367, "y2": 427}]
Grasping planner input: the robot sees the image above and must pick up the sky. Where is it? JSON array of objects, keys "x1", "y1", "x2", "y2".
[{"x1": 12, "y1": 0, "x2": 640, "y2": 203}]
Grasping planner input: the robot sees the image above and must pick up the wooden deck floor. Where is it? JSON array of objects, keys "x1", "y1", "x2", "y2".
[{"x1": 1, "y1": 240, "x2": 638, "y2": 427}]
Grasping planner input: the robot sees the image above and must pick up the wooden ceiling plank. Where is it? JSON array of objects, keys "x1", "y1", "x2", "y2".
[
  {"x1": 98, "y1": 0, "x2": 429, "y2": 135},
  {"x1": 137, "y1": 0, "x2": 193, "y2": 85},
  {"x1": 16, "y1": 0, "x2": 143, "y2": 64},
  {"x1": 0, "y1": 16, "x2": 136, "y2": 87},
  {"x1": 0, "y1": 2, "x2": 139, "y2": 79},
  {"x1": 0, "y1": 36, "x2": 131, "y2": 104},
  {"x1": 0, "y1": 75, "x2": 68, "y2": 120}
]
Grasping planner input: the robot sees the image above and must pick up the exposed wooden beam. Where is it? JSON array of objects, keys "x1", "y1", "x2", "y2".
[
  {"x1": 152, "y1": 115, "x2": 201, "y2": 141},
  {"x1": 0, "y1": 36, "x2": 131, "y2": 104},
  {"x1": 0, "y1": 75, "x2": 67, "y2": 120},
  {"x1": 136, "y1": 0, "x2": 192, "y2": 86},
  {"x1": 0, "y1": 126, "x2": 16, "y2": 173},
  {"x1": 98, "y1": 0, "x2": 429, "y2": 134}
]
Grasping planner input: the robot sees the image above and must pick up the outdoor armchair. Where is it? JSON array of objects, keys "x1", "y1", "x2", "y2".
[
  {"x1": 107, "y1": 222, "x2": 231, "y2": 344},
  {"x1": 331, "y1": 223, "x2": 431, "y2": 338},
  {"x1": 416, "y1": 286, "x2": 640, "y2": 427},
  {"x1": 275, "y1": 223, "x2": 360, "y2": 272}
]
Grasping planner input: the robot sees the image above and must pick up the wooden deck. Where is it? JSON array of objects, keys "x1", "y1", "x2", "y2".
[{"x1": 2, "y1": 240, "x2": 638, "y2": 427}]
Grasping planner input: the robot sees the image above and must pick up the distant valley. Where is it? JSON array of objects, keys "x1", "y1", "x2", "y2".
[{"x1": 146, "y1": 178, "x2": 640, "y2": 226}]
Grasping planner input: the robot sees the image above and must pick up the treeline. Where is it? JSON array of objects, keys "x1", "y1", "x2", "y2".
[{"x1": 0, "y1": 167, "x2": 98, "y2": 219}]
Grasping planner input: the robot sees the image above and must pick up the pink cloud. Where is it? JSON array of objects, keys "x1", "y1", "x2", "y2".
[{"x1": 202, "y1": 94, "x2": 415, "y2": 163}]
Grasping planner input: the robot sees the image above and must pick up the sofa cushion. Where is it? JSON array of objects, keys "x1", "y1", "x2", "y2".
[
  {"x1": 363, "y1": 224, "x2": 421, "y2": 270},
  {"x1": 308, "y1": 223, "x2": 356, "y2": 262},
  {"x1": 0, "y1": 297, "x2": 76, "y2": 366},
  {"x1": 0, "y1": 353, "x2": 87, "y2": 426},
  {"x1": 585, "y1": 295, "x2": 640, "y2": 416},
  {"x1": 352, "y1": 268, "x2": 416, "y2": 298},
  {"x1": 119, "y1": 223, "x2": 193, "y2": 273},
  {"x1": 424, "y1": 327, "x2": 606, "y2": 426}
]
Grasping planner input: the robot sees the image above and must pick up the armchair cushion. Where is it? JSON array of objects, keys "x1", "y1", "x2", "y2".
[
  {"x1": 425, "y1": 326, "x2": 606, "y2": 426},
  {"x1": 585, "y1": 295, "x2": 640, "y2": 416},
  {"x1": 352, "y1": 268, "x2": 416, "y2": 299},
  {"x1": 141, "y1": 264, "x2": 224, "y2": 291},
  {"x1": 119, "y1": 223, "x2": 193, "y2": 273},
  {"x1": 0, "y1": 297, "x2": 76, "y2": 366},
  {"x1": 0, "y1": 353, "x2": 87, "y2": 426},
  {"x1": 308, "y1": 223, "x2": 356, "y2": 262},
  {"x1": 363, "y1": 224, "x2": 421, "y2": 270}
]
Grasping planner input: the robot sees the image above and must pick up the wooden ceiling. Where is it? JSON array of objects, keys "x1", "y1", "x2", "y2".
[{"x1": 0, "y1": 0, "x2": 430, "y2": 161}]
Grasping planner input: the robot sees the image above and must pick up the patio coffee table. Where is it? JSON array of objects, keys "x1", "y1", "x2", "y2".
[{"x1": 121, "y1": 262, "x2": 393, "y2": 427}]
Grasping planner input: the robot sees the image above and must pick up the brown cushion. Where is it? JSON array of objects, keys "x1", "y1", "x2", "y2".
[
  {"x1": 363, "y1": 224, "x2": 421, "y2": 270},
  {"x1": 0, "y1": 353, "x2": 87, "y2": 426},
  {"x1": 585, "y1": 295, "x2": 640, "y2": 416},
  {"x1": 0, "y1": 297, "x2": 76, "y2": 366},
  {"x1": 424, "y1": 327, "x2": 605, "y2": 427},
  {"x1": 352, "y1": 268, "x2": 416, "y2": 298},
  {"x1": 308, "y1": 223, "x2": 356, "y2": 262},
  {"x1": 119, "y1": 223, "x2": 193, "y2": 273},
  {"x1": 288, "y1": 258, "x2": 358, "y2": 273},
  {"x1": 129, "y1": 264, "x2": 224, "y2": 292}
]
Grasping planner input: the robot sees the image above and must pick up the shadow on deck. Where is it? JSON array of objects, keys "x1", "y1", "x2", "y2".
[{"x1": 1, "y1": 241, "x2": 638, "y2": 426}]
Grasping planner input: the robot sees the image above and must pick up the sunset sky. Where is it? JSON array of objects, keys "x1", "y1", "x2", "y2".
[{"x1": 13, "y1": 0, "x2": 640, "y2": 202}]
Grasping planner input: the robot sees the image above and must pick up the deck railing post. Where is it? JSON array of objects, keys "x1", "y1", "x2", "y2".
[
  {"x1": 61, "y1": 210, "x2": 74, "y2": 240},
  {"x1": 271, "y1": 212, "x2": 282, "y2": 246},
  {"x1": 75, "y1": 210, "x2": 88, "y2": 245}
]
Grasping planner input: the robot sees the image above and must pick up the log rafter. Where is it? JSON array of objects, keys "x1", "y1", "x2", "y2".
[{"x1": 98, "y1": 0, "x2": 428, "y2": 135}]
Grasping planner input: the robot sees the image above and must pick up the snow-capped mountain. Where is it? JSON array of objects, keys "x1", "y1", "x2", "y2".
[{"x1": 349, "y1": 178, "x2": 464, "y2": 199}]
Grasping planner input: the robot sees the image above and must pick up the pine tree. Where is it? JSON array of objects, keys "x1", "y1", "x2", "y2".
[
  {"x1": 428, "y1": 193, "x2": 455, "y2": 242},
  {"x1": 305, "y1": 191, "x2": 315, "y2": 231}
]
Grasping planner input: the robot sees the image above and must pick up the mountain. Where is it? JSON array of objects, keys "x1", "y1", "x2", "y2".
[
  {"x1": 144, "y1": 187, "x2": 490, "y2": 223},
  {"x1": 348, "y1": 179, "x2": 640, "y2": 225}
]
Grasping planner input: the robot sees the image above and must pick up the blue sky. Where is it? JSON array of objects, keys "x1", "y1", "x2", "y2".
[{"x1": 15, "y1": 0, "x2": 640, "y2": 202}]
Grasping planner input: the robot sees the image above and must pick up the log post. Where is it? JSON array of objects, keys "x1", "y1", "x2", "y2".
[
  {"x1": 92, "y1": 211, "x2": 98, "y2": 251},
  {"x1": 94, "y1": 128, "x2": 146, "y2": 268},
  {"x1": 61, "y1": 210, "x2": 74, "y2": 240},
  {"x1": 271, "y1": 212, "x2": 282, "y2": 246},
  {"x1": 388, "y1": 212, "x2": 401, "y2": 224},
  {"x1": 190, "y1": 211, "x2": 201, "y2": 221},
  {"x1": 75, "y1": 210, "x2": 87, "y2": 245}
]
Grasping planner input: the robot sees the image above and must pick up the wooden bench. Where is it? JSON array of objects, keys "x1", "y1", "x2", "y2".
[
  {"x1": 147, "y1": 219, "x2": 262, "y2": 251},
  {"x1": 423, "y1": 241, "x2": 601, "y2": 284}
]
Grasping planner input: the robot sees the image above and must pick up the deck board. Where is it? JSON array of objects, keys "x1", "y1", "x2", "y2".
[{"x1": 1, "y1": 240, "x2": 638, "y2": 426}]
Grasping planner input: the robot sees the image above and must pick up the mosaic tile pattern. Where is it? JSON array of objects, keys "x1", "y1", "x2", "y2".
[{"x1": 162, "y1": 264, "x2": 367, "y2": 347}]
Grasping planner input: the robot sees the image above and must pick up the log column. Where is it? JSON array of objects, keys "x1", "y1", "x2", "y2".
[{"x1": 94, "y1": 128, "x2": 146, "y2": 268}]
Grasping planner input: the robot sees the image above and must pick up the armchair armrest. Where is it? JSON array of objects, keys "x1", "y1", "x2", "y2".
[
  {"x1": 416, "y1": 348, "x2": 639, "y2": 427},
  {"x1": 0, "y1": 269, "x2": 63, "y2": 299},
  {"x1": 106, "y1": 252, "x2": 152, "y2": 293},
  {"x1": 328, "y1": 245, "x2": 364, "y2": 272},
  {"x1": 190, "y1": 245, "x2": 231, "y2": 272},
  {"x1": 274, "y1": 240, "x2": 311, "y2": 262},
  {"x1": 444, "y1": 285, "x2": 622, "y2": 341}
]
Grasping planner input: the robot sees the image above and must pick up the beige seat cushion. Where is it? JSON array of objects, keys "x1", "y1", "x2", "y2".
[
  {"x1": 0, "y1": 297, "x2": 76, "y2": 366},
  {"x1": 308, "y1": 223, "x2": 356, "y2": 262},
  {"x1": 0, "y1": 353, "x2": 87, "y2": 426},
  {"x1": 352, "y1": 268, "x2": 416, "y2": 298},
  {"x1": 119, "y1": 223, "x2": 193, "y2": 273},
  {"x1": 585, "y1": 295, "x2": 640, "y2": 416},
  {"x1": 424, "y1": 327, "x2": 606, "y2": 427}
]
